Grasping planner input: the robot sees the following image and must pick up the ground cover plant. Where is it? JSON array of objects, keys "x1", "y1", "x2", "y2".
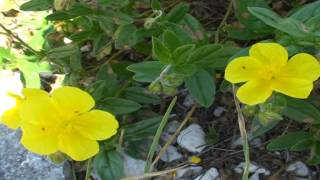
[{"x1": 1, "y1": 0, "x2": 320, "y2": 179}]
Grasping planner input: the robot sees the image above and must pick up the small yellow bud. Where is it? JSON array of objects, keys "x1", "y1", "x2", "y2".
[{"x1": 189, "y1": 156, "x2": 201, "y2": 164}]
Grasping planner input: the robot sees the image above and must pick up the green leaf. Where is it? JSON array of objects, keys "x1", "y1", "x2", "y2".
[
  {"x1": 165, "y1": 2, "x2": 189, "y2": 23},
  {"x1": 290, "y1": 1, "x2": 320, "y2": 22},
  {"x1": 124, "y1": 87, "x2": 160, "y2": 105},
  {"x1": 185, "y1": 69, "x2": 215, "y2": 107},
  {"x1": 248, "y1": 7, "x2": 310, "y2": 38},
  {"x1": 46, "y1": 3, "x2": 94, "y2": 21},
  {"x1": 166, "y1": 23, "x2": 194, "y2": 44},
  {"x1": 282, "y1": 97, "x2": 320, "y2": 124},
  {"x1": 152, "y1": 37, "x2": 171, "y2": 64},
  {"x1": 99, "y1": 97, "x2": 141, "y2": 115},
  {"x1": 123, "y1": 116, "x2": 162, "y2": 141},
  {"x1": 234, "y1": 0, "x2": 272, "y2": 36},
  {"x1": 189, "y1": 44, "x2": 240, "y2": 69},
  {"x1": 151, "y1": 0, "x2": 161, "y2": 10},
  {"x1": 188, "y1": 44, "x2": 223, "y2": 64},
  {"x1": 172, "y1": 44, "x2": 195, "y2": 65},
  {"x1": 20, "y1": 0, "x2": 53, "y2": 11},
  {"x1": 127, "y1": 61, "x2": 165, "y2": 83},
  {"x1": 267, "y1": 131, "x2": 313, "y2": 151},
  {"x1": 114, "y1": 24, "x2": 137, "y2": 49},
  {"x1": 94, "y1": 150, "x2": 124, "y2": 180},
  {"x1": 47, "y1": 44, "x2": 79, "y2": 59},
  {"x1": 183, "y1": 14, "x2": 207, "y2": 42},
  {"x1": 173, "y1": 64, "x2": 196, "y2": 76},
  {"x1": 163, "y1": 30, "x2": 183, "y2": 52}
]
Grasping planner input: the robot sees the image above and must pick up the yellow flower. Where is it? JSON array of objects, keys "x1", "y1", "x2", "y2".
[
  {"x1": 1, "y1": 92, "x2": 23, "y2": 129},
  {"x1": 225, "y1": 43, "x2": 320, "y2": 105},
  {"x1": 0, "y1": 70, "x2": 23, "y2": 129},
  {"x1": 19, "y1": 86, "x2": 119, "y2": 161}
]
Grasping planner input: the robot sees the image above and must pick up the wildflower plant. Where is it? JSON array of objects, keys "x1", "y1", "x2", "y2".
[{"x1": 1, "y1": 0, "x2": 320, "y2": 180}]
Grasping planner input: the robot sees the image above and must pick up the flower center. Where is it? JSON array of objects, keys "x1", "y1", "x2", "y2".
[{"x1": 260, "y1": 67, "x2": 277, "y2": 80}]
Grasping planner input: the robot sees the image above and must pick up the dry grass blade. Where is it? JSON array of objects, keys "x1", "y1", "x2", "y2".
[
  {"x1": 232, "y1": 85, "x2": 250, "y2": 180},
  {"x1": 121, "y1": 164, "x2": 188, "y2": 180},
  {"x1": 151, "y1": 105, "x2": 197, "y2": 167}
]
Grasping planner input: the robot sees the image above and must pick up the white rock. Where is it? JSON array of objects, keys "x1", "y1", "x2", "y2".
[
  {"x1": 160, "y1": 145, "x2": 182, "y2": 162},
  {"x1": 235, "y1": 162, "x2": 270, "y2": 180},
  {"x1": 183, "y1": 95, "x2": 195, "y2": 107},
  {"x1": 123, "y1": 154, "x2": 146, "y2": 177},
  {"x1": 287, "y1": 161, "x2": 309, "y2": 177},
  {"x1": 63, "y1": 37, "x2": 72, "y2": 44},
  {"x1": 194, "y1": 167, "x2": 219, "y2": 180},
  {"x1": 249, "y1": 172, "x2": 260, "y2": 180},
  {"x1": 175, "y1": 166, "x2": 203, "y2": 180},
  {"x1": 256, "y1": 168, "x2": 271, "y2": 176},
  {"x1": 248, "y1": 168, "x2": 271, "y2": 180},
  {"x1": 213, "y1": 107, "x2": 226, "y2": 117},
  {"x1": 177, "y1": 124, "x2": 206, "y2": 153},
  {"x1": 234, "y1": 162, "x2": 259, "y2": 174}
]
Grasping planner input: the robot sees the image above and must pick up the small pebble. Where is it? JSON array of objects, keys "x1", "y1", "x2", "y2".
[
  {"x1": 177, "y1": 124, "x2": 206, "y2": 153},
  {"x1": 287, "y1": 161, "x2": 309, "y2": 177},
  {"x1": 213, "y1": 107, "x2": 226, "y2": 117},
  {"x1": 194, "y1": 167, "x2": 220, "y2": 180},
  {"x1": 174, "y1": 166, "x2": 202, "y2": 180},
  {"x1": 123, "y1": 154, "x2": 146, "y2": 177},
  {"x1": 160, "y1": 145, "x2": 182, "y2": 162}
]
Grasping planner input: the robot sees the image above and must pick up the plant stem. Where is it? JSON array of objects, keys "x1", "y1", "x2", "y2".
[
  {"x1": 84, "y1": 158, "x2": 93, "y2": 180},
  {"x1": 151, "y1": 105, "x2": 197, "y2": 167},
  {"x1": 232, "y1": 85, "x2": 250, "y2": 180},
  {"x1": 214, "y1": 0, "x2": 234, "y2": 43},
  {"x1": 144, "y1": 96, "x2": 177, "y2": 173},
  {"x1": 0, "y1": 23, "x2": 43, "y2": 57}
]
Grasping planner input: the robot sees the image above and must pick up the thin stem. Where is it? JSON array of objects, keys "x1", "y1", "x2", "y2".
[
  {"x1": 84, "y1": 158, "x2": 93, "y2": 180},
  {"x1": 151, "y1": 105, "x2": 197, "y2": 167},
  {"x1": 214, "y1": 0, "x2": 234, "y2": 43},
  {"x1": 144, "y1": 96, "x2": 177, "y2": 173},
  {"x1": 0, "y1": 23, "x2": 43, "y2": 57},
  {"x1": 232, "y1": 85, "x2": 250, "y2": 180},
  {"x1": 71, "y1": 161, "x2": 77, "y2": 180}
]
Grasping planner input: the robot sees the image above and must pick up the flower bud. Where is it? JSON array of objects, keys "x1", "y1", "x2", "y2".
[
  {"x1": 48, "y1": 152, "x2": 66, "y2": 164},
  {"x1": 162, "y1": 86, "x2": 177, "y2": 96},
  {"x1": 162, "y1": 73, "x2": 184, "y2": 87},
  {"x1": 258, "y1": 111, "x2": 282, "y2": 126},
  {"x1": 148, "y1": 81, "x2": 162, "y2": 94}
]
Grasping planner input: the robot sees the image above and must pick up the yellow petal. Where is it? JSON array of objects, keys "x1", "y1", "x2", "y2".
[
  {"x1": 58, "y1": 130, "x2": 99, "y2": 161},
  {"x1": 279, "y1": 53, "x2": 320, "y2": 81},
  {"x1": 1, "y1": 93, "x2": 22, "y2": 129},
  {"x1": 51, "y1": 86, "x2": 95, "y2": 118},
  {"x1": 237, "y1": 79, "x2": 273, "y2": 105},
  {"x1": 22, "y1": 88, "x2": 49, "y2": 99},
  {"x1": 19, "y1": 95, "x2": 60, "y2": 125},
  {"x1": 225, "y1": 56, "x2": 263, "y2": 83},
  {"x1": 72, "y1": 110, "x2": 119, "y2": 140},
  {"x1": 272, "y1": 78, "x2": 313, "y2": 98},
  {"x1": 21, "y1": 122, "x2": 59, "y2": 155},
  {"x1": 249, "y1": 43, "x2": 288, "y2": 68}
]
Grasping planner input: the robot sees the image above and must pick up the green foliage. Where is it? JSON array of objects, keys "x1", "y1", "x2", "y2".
[{"x1": 94, "y1": 149, "x2": 124, "y2": 180}]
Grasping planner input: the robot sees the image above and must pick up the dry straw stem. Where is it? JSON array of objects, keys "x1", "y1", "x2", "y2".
[
  {"x1": 151, "y1": 105, "x2": 197, "y2": 167},
  {"x1": 121, "y1": 164, "x2": 188, "y2": 180},
  {"x1": 232, "y1": 85, "x2": 250, "y2": 180}
]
